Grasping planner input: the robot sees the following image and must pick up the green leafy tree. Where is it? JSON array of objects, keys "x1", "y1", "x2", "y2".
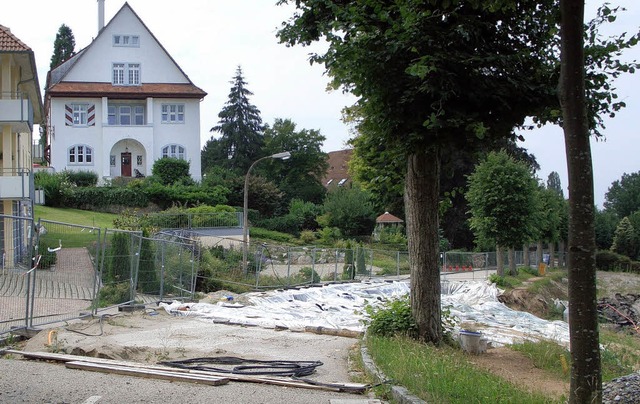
[
  {"x1": 611, "y1": 217, "x2": 638, "y2": 259},
  {"x1": 604, "y1": 171, "x2": 640, "y2": 218},
  {"x1": 279, "y1": 0, "x2": 557, "y2": 344},
  {"x1": 538, "y1": 185, "x2": 565, "y2": 267},
  {"x1": 466, "y1": 151, "x2": 540, "y2": 275},
  {"x1": 204, "y1": 66, "x2": 264, "y2": 174},
  {"x1": 262, "y1": 118, "x2": 328, "y2": 205},
  {"x1": 546, "y1": 171, "x2": 564, "y2": 198},
  {"x1": 594, "y1": 208, "x2": 619, "y2": 250},
  {"x1": 278, "y1": 0, "x2": 637, "y2": 349},
  {"x1": 50, "y1": 24, "x2": 75, "y2": 69},
  {"x1": 321, "y1": 186, "x2": 376, "y2": 238},
  {"x1": 226, "y1": 175, "x2": 284, "y2": 217}
]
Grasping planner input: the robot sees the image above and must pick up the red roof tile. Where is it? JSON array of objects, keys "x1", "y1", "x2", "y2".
[
  {"x1": 47, "y1": 82, "x2": 207, "y2": 99},
  {"x1": 376, "y1": 212, "x2": 403, "y2": 223},
  {"x1": 0, "y1": 25, "x2": 31, "y2": 52}
]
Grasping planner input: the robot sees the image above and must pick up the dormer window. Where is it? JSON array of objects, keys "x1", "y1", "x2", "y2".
[
  {"x1": 113, "y1": 35, "x2": 140, "y2": 47},
  {"x1": 112, "y1": 63, "x2": 141, "y2": 86}
]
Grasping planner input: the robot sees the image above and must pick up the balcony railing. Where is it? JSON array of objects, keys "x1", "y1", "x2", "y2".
[
  {"x1": 0, "y1": 92, "x2": 33, "y2": 132},
  {"x1": 0, "y1": 168, "x2": 31, "y2": 199}
]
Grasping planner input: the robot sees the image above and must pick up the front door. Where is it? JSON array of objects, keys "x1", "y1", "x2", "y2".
[{"x1": 121, "y1": 152, "x2": 132, "y2": 177}]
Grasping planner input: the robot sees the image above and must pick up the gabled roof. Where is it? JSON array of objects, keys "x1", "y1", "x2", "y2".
[
  {"x1": 376, "y1": 212, "x2": 403, "y2": 224},
  {"x1": 0, "y1": 25, "x2": 44, "y2": 123},
  {"x1": 46, "y1": 2, "x2": 206, "y2": 98},
  {"x1": 0, "y1": 24, "x2": 30, "y2": 51}
]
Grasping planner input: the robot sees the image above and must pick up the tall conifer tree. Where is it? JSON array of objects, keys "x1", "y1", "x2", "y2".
[
  {"x1": 205, "y1": 66, "x2": 264, "y2": 174},
  {"x1": 50, "y1": 24, "x2": 75, "y2": 69}
]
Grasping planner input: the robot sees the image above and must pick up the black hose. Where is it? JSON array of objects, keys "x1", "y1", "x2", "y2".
[{"x1": 159, "y1": 356, "x2": 323, "y2": 377}]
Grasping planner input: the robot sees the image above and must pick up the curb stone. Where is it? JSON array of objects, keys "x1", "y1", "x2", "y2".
[{"x1": 360, "y1": 340, "x2": 426, "y2": 404}]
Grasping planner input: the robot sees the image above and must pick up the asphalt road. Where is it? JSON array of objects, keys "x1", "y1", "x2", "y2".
[{"x1": 0, "y1": 358, "x2": 378, "y2": 403}]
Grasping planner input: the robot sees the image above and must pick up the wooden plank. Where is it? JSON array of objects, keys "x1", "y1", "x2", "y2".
[
  {"x1": 65, "y1": 361, "x2": 229, "y2": 386},
  {"x1": 8, "y1": 350, "x2": 368, "y2": 393}
]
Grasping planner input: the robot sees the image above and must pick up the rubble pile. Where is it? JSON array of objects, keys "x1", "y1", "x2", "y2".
[{"x1": 597, "y1": 293, "x2": 640, "y2": 330}]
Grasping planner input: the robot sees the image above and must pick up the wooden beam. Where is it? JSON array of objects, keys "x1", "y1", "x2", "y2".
[
  {"x1": 65, "y1": 361, "x2": 229, "y2": 386},
  {"x1": 7, "y1": 350, "x2": 368, "y2": 393}
]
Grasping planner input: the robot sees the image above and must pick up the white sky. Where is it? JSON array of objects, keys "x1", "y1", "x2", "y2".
[{"x1": 4, "y1": 0, "x2": 638, "y2": 207}]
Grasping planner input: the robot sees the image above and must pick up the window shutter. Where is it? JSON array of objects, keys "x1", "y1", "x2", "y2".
[
  {"x1": 87, "y1": 104, "x2": 96, "y2": 126},
  {"x1": 65, "y1": 104, "x2": 73, "y2": 126}
]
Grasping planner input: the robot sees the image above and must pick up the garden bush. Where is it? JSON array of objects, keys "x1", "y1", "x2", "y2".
[
  {"x1": 66, "y1": 170, "x2": 98, "y2": 187},
  {"x1": 596, "y1": 250, "x2": 630, "y2": 272},
  {"x1": 151, "y1": 157, "x2": 192, "y2": 185},
  {"x1": 35, "y1": 171, "x2": 72, "y2": 207}
]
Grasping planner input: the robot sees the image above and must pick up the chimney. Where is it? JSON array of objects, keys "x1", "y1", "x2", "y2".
[{"x1": 97, "y1": 0, "x2": 105, "y2": 33}]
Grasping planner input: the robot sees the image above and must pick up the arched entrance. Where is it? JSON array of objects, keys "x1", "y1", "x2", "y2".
[{"x1": 110, "y1": 139, "x2": 146, "y2": 178}]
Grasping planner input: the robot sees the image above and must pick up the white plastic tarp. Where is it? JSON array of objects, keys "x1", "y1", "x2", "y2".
[{"x1": 160, "y1": 280, "x2": 569, "y2": 347}]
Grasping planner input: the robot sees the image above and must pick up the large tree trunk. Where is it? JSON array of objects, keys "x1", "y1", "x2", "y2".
[
  {"x1": 559, "y1": 239, "x2": 567, "y2": 267},
  {"x1": 508, "y1": 247, "x2": 516, "y2": 276},
  {"x1": 560, "y1": 0, "x2": 602, "y2": 401},
  {"x1": 549, "y1": 242, "x2": 556, "y2": 269},
  {"x1": 405, "y1": 147, "x2": 442, "y2": 344},
  {"x1": 496, "y1": 245, "x2": 504, "y2": 276}
]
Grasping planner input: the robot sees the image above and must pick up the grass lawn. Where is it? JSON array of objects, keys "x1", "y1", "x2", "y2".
[{"x1": 34, "y1": 205, "x2": 118, "y2": 229}]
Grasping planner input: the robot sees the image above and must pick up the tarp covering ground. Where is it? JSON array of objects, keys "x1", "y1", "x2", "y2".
[{"x1": 160, "y1": 280, "x2": 569, "y2": 347}]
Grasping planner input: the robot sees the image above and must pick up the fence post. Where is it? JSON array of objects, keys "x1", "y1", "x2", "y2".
[
  {"x1": 369, "y1": 249, "x2": 374, "y2": 278},
  {"x1": 397, "y1": 251, "x2": 400, "y2": 277},
  {"x1": 286, "y1": 246, "x2": 291, "y2": 287},
  {"x1": 312, "y1": 248, "x2": 317, "y2": 283},
  {"x1": 334, "y1": 249, "x2": 339, "y2": 282}
]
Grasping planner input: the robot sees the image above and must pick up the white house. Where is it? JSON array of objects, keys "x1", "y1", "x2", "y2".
[{"x1": 45, "y1": 1, "x2": 206, "y2": 183}]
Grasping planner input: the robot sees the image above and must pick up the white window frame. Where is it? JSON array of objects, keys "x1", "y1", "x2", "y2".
[
  {"x1": 113, "y1": 34, "x2": 140, "y2": 47},
  {"x1": 68, "y1": 145, "x2": 93, "y2": 165},
  {"x1": 72, "y1": 104, "x2": 89, "y2": 126},
  {"x1": 112, "y1": 63, "x2": 141, "y2": 86},
  {"x1": 107, "y1": 103, "x2": 145, "y2": 126},
  {"x1": 161, "y1": 144, "x2": 186, "y2": 160},
  {"x1": 161, "y1": 104, "x2": 185, "y2": 124}
]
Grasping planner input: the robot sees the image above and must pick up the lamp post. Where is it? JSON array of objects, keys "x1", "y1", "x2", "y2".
[{"x1": 243, "y1": 151, "x2": 291, "y2": 273}]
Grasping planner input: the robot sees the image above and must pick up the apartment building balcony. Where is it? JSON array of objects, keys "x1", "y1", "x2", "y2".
[
  {"x1": 0, "y1": 93, "x2": 34, "y2": 133},
  {"x1": 0, "y1": 168, "x2": 31, "y2": 199}
]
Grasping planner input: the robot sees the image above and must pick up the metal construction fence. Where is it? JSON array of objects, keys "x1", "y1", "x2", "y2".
[
  {"x1": 1, "y1": 211, "x2": 565, "y2": 335},
  {"x1": 0, "y1": 218, "x2": 199, "y2": 335}
]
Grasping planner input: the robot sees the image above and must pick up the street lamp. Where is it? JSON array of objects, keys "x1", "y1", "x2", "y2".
[{"x1": 243, "y1": 151, "x2": 291, "y2": 273}]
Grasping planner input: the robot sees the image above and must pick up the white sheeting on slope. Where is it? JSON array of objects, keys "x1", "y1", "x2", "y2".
[{"x1": 160, "y1": 280, "x2": 569, "y2": 347}]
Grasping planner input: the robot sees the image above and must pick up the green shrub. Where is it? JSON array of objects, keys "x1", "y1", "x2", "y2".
[
  {"x1": 36, "y1": 240, "x2": 58, "y2": 270},
  {"x1": 144, "y1": 182, "x2": 228, "y2": 209},
  {"x1": 250, "y1": 227, "x2": 295, "y2": 243},
  {"x1": 67, "y1": 187, "x2": 149, "y2": 209},
  {"x1": 364, "y1": 295, "x2": 417, "y2": 338},
  {"x1": 35, "y1": 171, "x2": 72, "y2": 207},
  {"x1": 66, "y1": 170, "x2": 98, "y2": 187},
  {"x1": 108, "y1": 232, "x2": 131, "y2": 283},
  {"x1": 96, "y1": 282, "x2": 131, "y2": 307},
  {"x1": 298, "y1": 230, "x2": 316, "y2": 244},
  {"x1": 299, "y1": 267, "x2": 321, "y2": 283},
  {"x1": 596, "y1": 250, "x2": 628, "y2": 271},
  {"x1": 152, "y1": 157, "x2": 192, "y2": 185}
]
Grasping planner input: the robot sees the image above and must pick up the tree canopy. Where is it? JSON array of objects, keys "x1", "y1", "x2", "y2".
[
  {"x1": 203, "y1": 66, "x2": 265, "y2": 174},
  {"x1": 50, "y1": 24, "x2": 75, "y2": 69},
  {"x1": 262, "y1": 118, "x2": 328, "y2": 205},
  {"x1": 604, "y1": 171, "x2": 640, "y2": 218},
  {"x1": 466, "y1": 150, "x2": 540, "y2": 251}
]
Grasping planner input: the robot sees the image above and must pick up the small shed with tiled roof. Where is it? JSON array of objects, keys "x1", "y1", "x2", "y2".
[{"x1": 373, "y1": 212, "x2": 404, "y2": 240}]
